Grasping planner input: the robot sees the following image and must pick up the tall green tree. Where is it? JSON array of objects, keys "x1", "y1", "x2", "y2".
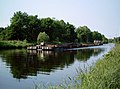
[
  {"x1": 92, "y1": 31, "x2": 102, "y2": 41},
  {"x1": 27, "y1": 15, "x2": 41, "y2": 41},
  {"x1": 64, "y1": 22, "x2": 76, "y2": 42},
  {"x1": 40, "y1": 17, "x2": 55, "y2": 41},
  {"x1": 3, "y1": 11, "x2": 41, "y2": 42},
  {"x1": 76, "y1": 26, "x2": 92, "y2": 43},
  {"x1": 10, "y1": 11, "x2": 28, "y2": 40}
]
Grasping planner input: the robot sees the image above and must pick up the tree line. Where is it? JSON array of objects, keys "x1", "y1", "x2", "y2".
[
  {"x1": 109, "y1": 37, "x2": 120, "y2": 43},
  {"x1": 0, "y1": 11, "x2": 108, "y2": 43}
]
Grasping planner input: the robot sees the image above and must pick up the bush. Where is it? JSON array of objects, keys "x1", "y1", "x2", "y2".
[
  {"x1": 0, "y1": 40, "x2": 31, "y2": 49},
  {"x1": 37, "y1": 32, "x2": 49, "y2": 44}
]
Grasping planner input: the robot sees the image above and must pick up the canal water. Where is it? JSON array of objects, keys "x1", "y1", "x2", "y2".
[{"x1": 0, "y1": 44, "x2": 114, "y2": 89}]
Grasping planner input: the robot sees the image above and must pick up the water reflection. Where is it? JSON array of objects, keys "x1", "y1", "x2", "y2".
[
  {"x1": 75, "y1": 48, "x2": 104, "y2": 61},
  {"x1": 0, "y1": 48, "x2": 104, "y2": 79}
]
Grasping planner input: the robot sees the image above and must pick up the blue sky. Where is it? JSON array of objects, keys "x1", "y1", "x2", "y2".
[{"x1": 0, "y1": 0, "x2": 120, "y2": 38}]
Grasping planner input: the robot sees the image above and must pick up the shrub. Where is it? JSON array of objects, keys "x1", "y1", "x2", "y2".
[{"x1": 37, "y1": 32, "x2": 49, "y2": 44}]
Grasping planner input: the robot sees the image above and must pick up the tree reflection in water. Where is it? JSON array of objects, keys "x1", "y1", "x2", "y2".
[
  {"x1": 75, "y1": 48, "x2": 104, "y2": 61},
  {"x1": 0, "y1": 48, "x2": 104, "y2": 79}
]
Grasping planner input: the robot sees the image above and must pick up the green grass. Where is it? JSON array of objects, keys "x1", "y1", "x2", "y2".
[
  {"x1": 0, "y1": 40, "x2": 32, "y2": 49},
  {"x1": 75, "y1": 44, "x2": 120, "y2": 89}
]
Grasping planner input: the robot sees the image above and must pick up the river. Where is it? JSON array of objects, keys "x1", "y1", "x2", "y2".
[{"x1": 0, "y1": 43, "x2": 114, "y2": 89}]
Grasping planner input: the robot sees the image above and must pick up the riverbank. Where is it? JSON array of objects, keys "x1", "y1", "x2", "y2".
[
  {"x1": 70, "y1": 43, "x2": 120, "y2": 89},
  {"x1": 0, "y1": 40, "x2": 32, "y2": 49}
]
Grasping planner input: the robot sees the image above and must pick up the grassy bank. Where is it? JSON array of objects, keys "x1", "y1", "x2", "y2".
[
  {"x1": 74, "y1": 44, "x2": 120, "y2": 89},
  {"x1": 0, "y1": 40, "x2": 32, "y2": 49}
]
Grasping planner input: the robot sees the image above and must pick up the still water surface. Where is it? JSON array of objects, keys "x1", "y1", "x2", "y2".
[{"x1": 0, "y1": 44, "x2": 114, "y2": 89}]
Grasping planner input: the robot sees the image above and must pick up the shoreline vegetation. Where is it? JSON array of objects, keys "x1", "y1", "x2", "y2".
[
  {"x1": 0, "y1": 11, "x2": 108, "y2": 46},
  {"x1": 0, "y1": 11, "x2": 108, "y2": 50},
  {"x1": 0, "y1": 40, "x2": 32, "y2": 49},
  {"x1": 0, "y1": 40, "x2": 102, "y2": 50},
  {"x1": 50, "y1": 43, "x2": 120, "y2": 89}
]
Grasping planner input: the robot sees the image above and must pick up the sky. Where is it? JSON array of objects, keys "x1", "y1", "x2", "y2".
[{"x1": 0, "y1": 0, "x2": 120, "y2": 38}]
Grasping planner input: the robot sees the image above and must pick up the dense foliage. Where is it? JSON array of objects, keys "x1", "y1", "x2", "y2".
[
  {"x1": 0, "y1": 11, "x2": 108, "y2": 43},
  {"x1": 76, "y1": 26, "x2": 92, "y2": 43}
]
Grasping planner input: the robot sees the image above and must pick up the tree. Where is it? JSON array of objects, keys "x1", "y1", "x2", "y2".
[
  {"x1": 37, "y1": 32, "x2": 49, "y2": 43},
  {"x1": 40, "y1": 18, "x2": 77, "y2": 42},
  {"x1": 92, "y1": 31, "x2": 102, "y2": 41},
  {"x1": 0, "y1": 27, "x2": 5, "y2": 40},
  {"x1": 9, "y1": 11, "x2": 29, "y2": 40},
  {"x1": 40, "y1": 17, "x2": 55, "y2": 41},
  {"x1": 2, "y1": 11, "x2": 41, "y2": 42},
  {"x1": 76, "y1": 26, "x2": 92, "y2": 43},
  {"x1": 102, "y1": 35, "x2": 108, "y2": 43},
  {"x1": 27, "y1": 15, "x2": 41, "y2": 42},
  {"x1": 0, "y1": 27, "x2": 4, "y2": 33},
  {"x1": 64, "y1": 22, "x2": 76, "y2": 42},
  {"x1": 113, "y1": 37, "x2": 120, "y2": 43}
]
